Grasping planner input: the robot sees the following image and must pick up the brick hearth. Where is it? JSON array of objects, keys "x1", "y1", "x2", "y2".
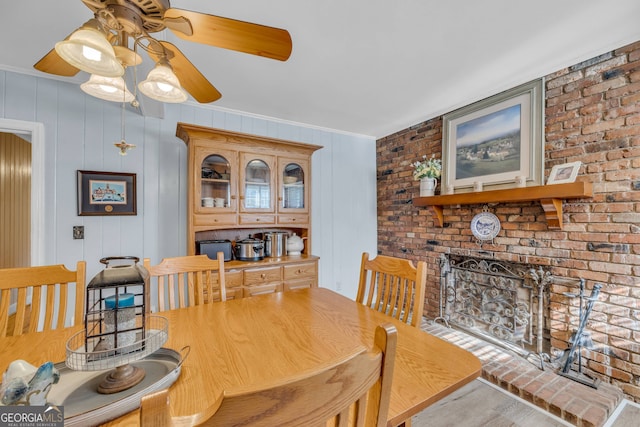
[{"x1": 422, "y1": 319, "x2": 624, "y2": 427}]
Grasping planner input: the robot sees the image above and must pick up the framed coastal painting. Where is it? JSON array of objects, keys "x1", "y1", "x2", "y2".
[
  {"x1": 442, "y1": 79, "x2": 544, "y2": 193},
  {"x1": 77, "y1": 170, "x2": 137, "y2": 216}
]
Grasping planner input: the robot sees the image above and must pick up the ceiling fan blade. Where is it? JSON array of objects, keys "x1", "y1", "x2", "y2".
[
  {"x1": 149, "y1": 41, "x2": 222, "y2": 103},
  {"x1": 34, "y1": 48, "x2": 80, "y2": 77},
  {"x1": 164, "y1": 8, "x2": 292, "y2": 61},
  {"x1": 163, "y1": 15, "x2": 193, "y2": 37}
]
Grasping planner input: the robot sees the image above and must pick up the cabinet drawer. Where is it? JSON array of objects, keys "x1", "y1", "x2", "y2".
[
  {"x1": 194, "y1": 213, "x2": 237, "y2": 226},
  {"x1": 225, "y1": 270, "x2": 243, "y2": 288},
  {"x1": 243, "y1": 283, "x2": 283, "y2": 297},
  {"x1": 283, "y1": 262, "x2": 317, "y2": 280},
  {"x1": 284, "y1": 279, "x2": 316, "y2": 291},
  {"x1": 239, "y1": 214, "x2": 275, "y2": 225},
  {"x1": 244, "y1": 266, "x2": 282, "y2": 285},
  {"x1": 278, "y1": 214, "x2": 309, "y2": 225}
]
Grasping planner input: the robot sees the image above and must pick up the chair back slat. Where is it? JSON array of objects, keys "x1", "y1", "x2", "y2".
[
  {"x1": 156, "y1": 276, "x2": 166, "y2": 312},
  {"x1": 26, "y1": 287, "x2": 39, "y2": 334},
  {"x1": 177, "y1": 273, "x2": 187, "y2": 308},
  {"x1": 194, "y1": 271, "x2": 205, "y2": 305},
  {"x1": 0, "y1": 290, "x2": 10, "y2": 336},
  {"x1": 43, "y1": 284, "x2": 56, "y2": 331},
  {"x1": 356, "y1": 252, "x2": 427, "y2": 328},
  {"x1": 56, "y1": 283, "x2": 69, "y2": 332},
  {"x1": 15, "y1": 287, "x2": 28, "y2": 335},
  {"x1": 168, "y1": 275, "x2": 177, "y2": 310},
  {"x1": 0, "y1": 262, "x2": 86, "y2": 337},
  {"x1": 144, "y1": 253, "x2": 226, "y2": 313},
  {"x1": 180, "y1": 271, "x2": 198, "y2": 305},
  {"x1": 140, "y1": 323, "x2": 397, "y2": 427}
]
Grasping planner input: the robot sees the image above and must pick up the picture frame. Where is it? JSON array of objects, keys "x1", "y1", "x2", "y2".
[
  {"x1": 547, "y1": 161, "x2": 581, "y2": 184},
  {"x1": 77, "y1": 170, "x2": 137, "y2": 216},
  {"x1": 442, "y1": 79, "x2": 544, "y2": 193}
]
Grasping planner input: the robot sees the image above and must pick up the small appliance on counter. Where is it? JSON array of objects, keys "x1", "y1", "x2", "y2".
[
  {"x1": 196, "y1": 239, "x2": 233, "y2": 262},
  {"x1": 234, "y1": 237, "x2": 265, "y2": 261},
  {"x1": 263, "y1": 231, "x2": 288, "y2": 257}
]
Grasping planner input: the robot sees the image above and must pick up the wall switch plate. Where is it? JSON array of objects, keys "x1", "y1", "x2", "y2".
[{"x1": 73, "y1": 226, "x2": 84, "y2": 240}]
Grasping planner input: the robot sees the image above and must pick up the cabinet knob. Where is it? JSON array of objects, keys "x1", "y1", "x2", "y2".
[
  {"x1": 231, "y1": 195, "x2": 236, "y2": 200},
  {"x1": 261, "y1": 273, "x2": 266, "y2": 279}
]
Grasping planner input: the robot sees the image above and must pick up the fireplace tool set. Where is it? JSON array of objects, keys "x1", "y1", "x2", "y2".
[{"x1": 558, "y1": 279, "x2": 602, "y2": 389}]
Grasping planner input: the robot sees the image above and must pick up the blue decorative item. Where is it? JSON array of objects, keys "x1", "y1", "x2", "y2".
[
  {"x1": 0, "y1": 360, "x2": 59, "y2": 406},
  {"x1": 1, "y1": 377, "x2": 28, "y2": 405}
]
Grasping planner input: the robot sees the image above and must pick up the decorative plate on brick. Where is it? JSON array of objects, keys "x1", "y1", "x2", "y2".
[{"x1": 470, "y1": 212, "x2": 501, "y2": 241}]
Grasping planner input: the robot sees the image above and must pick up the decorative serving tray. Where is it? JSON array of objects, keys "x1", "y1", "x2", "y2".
[{"x1": 48, "y1": 347, "x2": 185, "y2": 427}]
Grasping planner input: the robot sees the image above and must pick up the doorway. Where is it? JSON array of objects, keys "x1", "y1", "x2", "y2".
[
  {"x1": 0, "y1": 132, "x2": 30, "y2": 267},
  {"x1": 0, "y1": 119, "x2": 45, "y2": 266}
]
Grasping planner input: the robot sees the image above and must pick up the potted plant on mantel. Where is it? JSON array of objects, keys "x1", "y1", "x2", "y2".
[{"x1": 412, "y1": 155, "x2": 442, "y2": 197}]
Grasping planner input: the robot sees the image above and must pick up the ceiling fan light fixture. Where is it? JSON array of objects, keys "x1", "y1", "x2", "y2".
[
  {"x1": 55, "y1": 19, "x2": 124, "y2": 77},
  {"x1": 81, "y1": 74, "x2": 134, "y2": 103},
  {"x1": 138, "y1": 58, "x2": 187, "y2": 103}
]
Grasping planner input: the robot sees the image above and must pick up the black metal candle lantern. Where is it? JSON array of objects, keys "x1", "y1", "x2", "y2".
[{"x1": 84, "y1": 256, "x2": 149, "y2": 393}]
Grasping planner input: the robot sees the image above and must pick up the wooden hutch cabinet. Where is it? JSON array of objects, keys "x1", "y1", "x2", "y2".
[{"x1": 176, "y1": 123, "x2": 322, "y2": 297}]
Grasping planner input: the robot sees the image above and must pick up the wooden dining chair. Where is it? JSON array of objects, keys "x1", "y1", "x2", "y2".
[
  {"x1": 140, "y1": 322, "x2": 397, "y2": 427},
  {"x1": 0, "y1": 261, "x2": 86, "y2": 337},
  {"x1": 356, "y1": 252, "x2": 427, "y2": 328},
  {"x1": 143, "y1": 253, "x2": 226, "y2": 312}
]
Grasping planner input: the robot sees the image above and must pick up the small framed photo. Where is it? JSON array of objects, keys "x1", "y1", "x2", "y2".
[
  {"x1": 77, "y1": 170, "x2": 137, "y2": 216},
  {"x1": 547, "y1": 161, "x2": 581, "y2": 185}
]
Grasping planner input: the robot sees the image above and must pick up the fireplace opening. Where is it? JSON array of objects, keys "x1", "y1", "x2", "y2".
[{"x1": 437, "y1": 254, "x2": 553, "y2": 362}]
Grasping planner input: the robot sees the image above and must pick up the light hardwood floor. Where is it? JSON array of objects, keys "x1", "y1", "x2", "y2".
[
  {"x1": 412, "y1": 377, "x2": 640, "y2": 427},
  {"x1": 411, "y1": 378, "x2": 571, "y2": 427},
  {"x1": 603, "y1": 400, "x2": 640, "y2": 427}
]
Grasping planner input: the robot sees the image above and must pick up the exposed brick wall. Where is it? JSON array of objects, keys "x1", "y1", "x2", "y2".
[{"x1": 377, "y1": 40, "x2": 640, "y2": 400}]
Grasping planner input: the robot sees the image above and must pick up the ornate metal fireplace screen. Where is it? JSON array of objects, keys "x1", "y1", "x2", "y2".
[{"x1": 438, "y1": 255, "x2": 552, "y2": 359}]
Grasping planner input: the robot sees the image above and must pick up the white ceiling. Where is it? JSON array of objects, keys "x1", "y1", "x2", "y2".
[{"x1": 1, "y1": 0, "x2": 640, "y2": 138}]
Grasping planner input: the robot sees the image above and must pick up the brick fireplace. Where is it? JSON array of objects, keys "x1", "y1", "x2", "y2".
[
  {"x1": 376, "y1": 40, "x2": 640, "y2": 402},
  {"x1": 439, "y1": 254, "x2": 553, "y2": 360}
]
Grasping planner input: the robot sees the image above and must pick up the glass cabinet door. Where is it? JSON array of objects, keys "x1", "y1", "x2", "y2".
[
  {"x1": 200, "y1": 154, "x2": 232, "y2": 210},
  {"x1": 279, "y1": 158, "x2": 309, "y2": 212},
  {"x1": 241, "y1": 155, "x2": 274, "y2": 212},
  {"x1": 282, "y1": 162, "x2": 305, "y2": 209}
]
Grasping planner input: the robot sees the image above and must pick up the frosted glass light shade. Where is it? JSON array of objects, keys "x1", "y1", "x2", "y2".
[
  {"x1": 138, "y1": 61, "x2": 187, "y2": 103},
  {"x1": 81, "y1": 75, "x2": 134, "y2": 102},
  {"x1": 55, "y1": 23, "x2": 124, "y2": 77}
]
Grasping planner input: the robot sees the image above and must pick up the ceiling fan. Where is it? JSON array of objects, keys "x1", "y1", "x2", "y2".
[{"x1": 33, "y1": 0, "x2": 292, "y2": 104}]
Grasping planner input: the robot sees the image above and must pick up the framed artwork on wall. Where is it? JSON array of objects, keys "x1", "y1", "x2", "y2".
[
  {"x1": 547, "y1": 161, "x2": 581, "y2": 184},
  {"x1": 442, "y1": 79, "x2": 544, "y2": 193},
  {"x1": 77, "y1": 170, "x2": 137, "y2": 216}
]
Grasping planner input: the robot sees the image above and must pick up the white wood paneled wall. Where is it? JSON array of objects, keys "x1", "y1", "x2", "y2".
[{"x1": 0, "y1": 70, "x2": 377, "y2": 298}]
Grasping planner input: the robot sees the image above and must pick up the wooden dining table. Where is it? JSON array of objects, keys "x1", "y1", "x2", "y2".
[{"x1": 0, "y1": 287, "x2": 481, "y2": 426}]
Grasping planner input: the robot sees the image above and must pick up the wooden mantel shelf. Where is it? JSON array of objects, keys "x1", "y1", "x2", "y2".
[{"x1": 413, "y1": 181, "x2": 593, "y2": 230}]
